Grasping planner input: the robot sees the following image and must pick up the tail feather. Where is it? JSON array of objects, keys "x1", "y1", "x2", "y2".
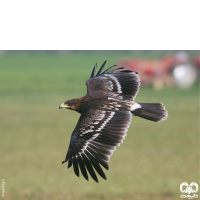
[{"x1": 131, "y1": 103, "x2": 168, "y2": 122}]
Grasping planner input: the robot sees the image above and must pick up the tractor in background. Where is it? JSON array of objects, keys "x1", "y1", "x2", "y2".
[{"x1": 119, "y1": 51, "x2": 199, "y2": 89}]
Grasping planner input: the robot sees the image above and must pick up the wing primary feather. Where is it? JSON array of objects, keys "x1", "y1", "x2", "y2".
[
  {"x1": 109, "y1": 67, "x2": 124, "y2": 73},
  {"x1": 90, "y1": 63, "x2": 97, "y2": 78},
  {"x1": 86, "y1": 146, "x2": 110, "y2": 162},
  {"x1": 67, "y1": 158, "x2": 73, "y2": 168},
  {"x1": 72, "y1": 158, "x2": 80, "y2": 177},
  {"x1": 88, "y1": 143, "x2": 113, "y2": 156},
  {"x1": 62, "y1": 157, "x2": 68, "y2": 164},
  {"x1": 82, "y1": 153, "x2": 99, "y2": 183},
  {"x1": 62, "y1": 152, "x2": 69, "y2": 164},
  {"x1": 90, "y1": 159, "x2": 107, "y2": 180},
  {"x1": 85, "y1": 150, "x2": 109, "y2": 170},
  {"x1": 120, "y1": 70, "x2": 135, "y2": 73},
  {"x1": 77, "y1": 156, "x2": 89, "y2": 181},
  {"x1": 102, "y1": 65, "x2": 117, "y2": 74},
  {"x1": 96, "y1": 60, "x2": 107, "y2": 76}
]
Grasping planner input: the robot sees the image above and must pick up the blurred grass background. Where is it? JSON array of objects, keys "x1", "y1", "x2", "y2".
[{"x1": 0, "y1": 51, "x2": 199, "y2": 200}]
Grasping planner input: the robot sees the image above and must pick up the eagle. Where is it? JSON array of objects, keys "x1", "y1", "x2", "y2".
[{"x1": 59, "y1": 60, "x2": 168, "y2": 182}]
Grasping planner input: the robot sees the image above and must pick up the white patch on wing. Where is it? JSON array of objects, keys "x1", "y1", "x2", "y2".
[
  {"x1": 81, "y1": 128, "x2": 94, "y2": 134},
  {"x1": 131, "y1": 103, "x2": 141, "y2": 111},
  {"x1": 96, "y1": 111, "x2": 115, "y2": 131},
  {"x1": 79, "y1": 133, "x2": 100, "y2": 154},
  {"x1": 110, "y1": 75, "x2": 122, "y2": 93},
  {"x1": 79, "y1": 110, "x2": 116, "y2": 135},
  {"x1": 108, "y1": 80, "x2": 114, "y2": 91}
]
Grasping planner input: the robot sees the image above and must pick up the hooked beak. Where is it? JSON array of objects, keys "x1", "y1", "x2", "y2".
[{"x1": 59, "y1": 103, "x2": 70, "y2": 110}]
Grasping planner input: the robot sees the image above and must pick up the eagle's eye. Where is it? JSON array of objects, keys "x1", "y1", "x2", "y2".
[{"x1": 68, "y1": 103, "x2": 71, "y2": 106}]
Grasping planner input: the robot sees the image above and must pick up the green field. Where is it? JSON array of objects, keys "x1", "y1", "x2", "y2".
[{"x1": 0, "y1": 52, "x2": 199, "y2": 200}]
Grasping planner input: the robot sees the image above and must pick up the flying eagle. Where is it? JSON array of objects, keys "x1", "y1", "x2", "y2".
[{"x1": 59, "y1": 61, "x2": 168, "y2": 182}]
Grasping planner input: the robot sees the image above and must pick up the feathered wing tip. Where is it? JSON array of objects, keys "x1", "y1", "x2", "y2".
[
  {"x1": 62, "y1": 152, "x2": 69, "y2": 164},
  {"x1": 102, "y1": 65, "x2": 117, "y2": 74},
  {"x1": 96, "y1": 60, "x2": 107, "y2": 76},
  {"x1": 90, "y1": 63, "x2": 97, "y2": 78},
  {"x1": 90, "y1": 60, "x2": 129, "y2": 78},
  {"x1": 90, "y1": 60, "x2": 107, "y2": 78},
  {"x1": 62, "y1": 159, "x2": 67, "y2": 164},
  {"x1": 107, "y1": 67, "x2": 125, "y2": 74},
  {"x1": 62, "y1": 155, "x2": 108, "y2": 183}
]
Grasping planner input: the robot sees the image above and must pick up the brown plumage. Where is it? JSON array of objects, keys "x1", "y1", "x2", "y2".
[
  {"x1": 60, "y1": 97, "x2": 87, "y2": 113},
  {"x1": 59, "y1": 60, "x2": 168, "y2": 182}
]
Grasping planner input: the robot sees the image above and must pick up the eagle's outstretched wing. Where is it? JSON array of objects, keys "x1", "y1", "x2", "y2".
[
  {"x1": 62, "y1": 107, "x2": 132, "y2": 182},
  {"x1": 86, "y1": 60, "x2": 140, "y2": 100}
]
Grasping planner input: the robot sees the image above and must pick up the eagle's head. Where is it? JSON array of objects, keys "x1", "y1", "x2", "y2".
[{"x1": 59, "y1": 98, "x2": 84, "y2": 113}]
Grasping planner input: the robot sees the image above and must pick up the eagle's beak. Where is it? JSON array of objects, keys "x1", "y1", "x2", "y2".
[{"x1": 59, "y1": 103, "x2": 70, "y2": 109}]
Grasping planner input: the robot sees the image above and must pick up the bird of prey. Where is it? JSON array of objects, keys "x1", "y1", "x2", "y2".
[{"x1": 59, "y1": 61, "x2": 168, "y2": 182}]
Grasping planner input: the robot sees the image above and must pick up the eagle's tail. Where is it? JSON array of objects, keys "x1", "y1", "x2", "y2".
[{"x1": 131, "y1": 103, "x2": 168, "y2": 122}]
